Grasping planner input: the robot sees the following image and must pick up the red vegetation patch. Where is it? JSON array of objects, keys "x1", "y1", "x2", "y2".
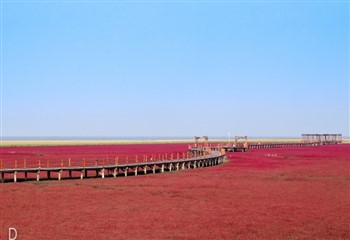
[{"x1": 1, "y1": 144, "x2": 349, "y2": 239}]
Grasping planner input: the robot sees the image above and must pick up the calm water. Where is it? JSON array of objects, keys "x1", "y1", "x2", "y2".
[{"x1": 1, "y1": 136, "x2": 303, "y2": 141}]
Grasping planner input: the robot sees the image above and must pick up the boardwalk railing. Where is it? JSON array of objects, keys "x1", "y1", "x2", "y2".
[
  {"x1": 247, "y1": 141, "x2": 338, "y2": 149},
  {"x1": 209, "y1": 140, "x2": 342, "y2": 152},
  {"x1": 0, "y1": 151, "x2": 226, "y2": 183}
]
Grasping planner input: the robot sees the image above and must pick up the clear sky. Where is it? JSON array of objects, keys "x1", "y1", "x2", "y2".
[{"x1": 1, "y1": 1, "x2": 349, "y2": 138}]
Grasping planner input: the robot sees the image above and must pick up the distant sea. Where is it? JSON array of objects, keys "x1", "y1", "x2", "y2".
[{"x1": 1, "y1": 136, "x2": 304, "y2": 141}]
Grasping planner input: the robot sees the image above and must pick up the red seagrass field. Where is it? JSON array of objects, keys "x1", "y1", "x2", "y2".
[{"x1": 0, "y1": 143, "x2": 349, "y2": 239}]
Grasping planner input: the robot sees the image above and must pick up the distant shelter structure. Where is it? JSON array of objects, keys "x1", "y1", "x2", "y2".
[{"x1": 301, "y1": 134, "x2": 342, "y2": 145}]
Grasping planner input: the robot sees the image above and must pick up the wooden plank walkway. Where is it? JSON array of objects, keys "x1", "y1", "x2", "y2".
[
  {"x1": 248, "y1": 141, "x2": 341, "y2": 149},
  {"x1": 221, "y1": 141, "x2": 342, "y2": 152},
  {"x1": 0, "y1": 151, "x2": 226, "y2": 183}
]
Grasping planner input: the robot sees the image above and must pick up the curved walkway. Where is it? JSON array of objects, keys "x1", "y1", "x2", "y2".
[{"x1": 0, "y1": 150, "x2": 226, "y2": 183}]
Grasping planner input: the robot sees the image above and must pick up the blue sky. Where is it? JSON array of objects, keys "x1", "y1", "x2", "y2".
[{"x1": 1, "y1": 1, "x2": 349, "y2": 138}]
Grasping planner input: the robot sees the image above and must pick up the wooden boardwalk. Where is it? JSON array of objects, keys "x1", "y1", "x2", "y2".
[
  {"x1": 221, "y1": 141, "x2": 342, "y2": 152},
  {"x1": 0, "y1": 151, "x2": 226, "y2": 183},
  {"x1": 192, "y1": 134, "x2": 342, "y2": 153}
]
